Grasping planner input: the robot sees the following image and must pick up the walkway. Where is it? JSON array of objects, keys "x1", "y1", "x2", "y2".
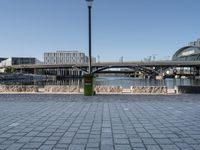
[{"x1": 0, "y1": 94, "x2": 200, "y2": 150}]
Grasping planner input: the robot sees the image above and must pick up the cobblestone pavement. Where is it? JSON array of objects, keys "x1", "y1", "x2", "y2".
[{"x1": 0, "y1": 94, "x2": 200, "y2": 150}]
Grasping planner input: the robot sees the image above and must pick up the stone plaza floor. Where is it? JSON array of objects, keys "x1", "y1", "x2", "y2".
[{"x1": 0, "y1": 94, "x2": 200, "y2": 150}]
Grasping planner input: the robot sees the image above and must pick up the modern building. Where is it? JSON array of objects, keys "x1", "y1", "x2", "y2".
[
  {"x1": 0, "y1": 58, "x2": 7, "y2": 63},
  {"x1": 172, "y1": 46, "x2": 200, "y2": 61},
  {"x1": 0, "y1": 57, "x2": 36, "y2": 67},
  {"x1": 189, "y1": 38, "x2": 200, "y2": 47},
  {"x1": 171, "y1": 46, "x2": 200, "y2": 76},
  {"x1": 44, "y1": 51, "x2": 88, "y2": 64},
  {"x1": 43, "y1": 51, "x2": 97, "y2": 76}
]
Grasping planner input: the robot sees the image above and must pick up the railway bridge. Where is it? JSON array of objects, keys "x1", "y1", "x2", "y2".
[{"x1": 2, "y1": 61, "x2": 199, "y2": 78}]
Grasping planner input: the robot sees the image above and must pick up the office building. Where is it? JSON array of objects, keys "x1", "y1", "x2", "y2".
[
  {"x1": 0, "y1": 58, "x2": 7, "y2": 63},
  {"x1": 44, "y1": 51, "x2": 88, "y2": 64},
  {"x1": 0, "y1": 57, "x2": 36, "y2": 67}
]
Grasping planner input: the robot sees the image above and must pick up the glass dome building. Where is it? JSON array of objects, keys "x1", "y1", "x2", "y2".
[{"x1": 172, "y1": 46, "x2": 200, "y2": 61}]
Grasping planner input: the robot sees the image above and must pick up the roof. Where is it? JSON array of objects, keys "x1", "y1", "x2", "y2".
[{"x1": 172, "y1": 46, "x2": 200, "y2": 60}]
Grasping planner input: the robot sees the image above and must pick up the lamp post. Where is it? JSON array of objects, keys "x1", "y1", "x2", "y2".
[
  {"x1": 86, "y1": 0, "x2": 93, "y2": 74},
  {"x1": 84, "y1": 0, "x2": 94, "y2": 96}
]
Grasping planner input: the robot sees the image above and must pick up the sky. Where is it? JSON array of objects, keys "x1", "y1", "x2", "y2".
[{"x1": 0, "y1": 0, "x2": 200, "y2": 62}]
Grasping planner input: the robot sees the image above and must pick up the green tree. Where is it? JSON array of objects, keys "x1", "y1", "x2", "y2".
[{"x1": 4, "y1": 67, "x2": 16, "y2": 73}]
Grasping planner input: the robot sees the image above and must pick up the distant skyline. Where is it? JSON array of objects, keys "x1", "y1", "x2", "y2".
[{"x1": 0, "y1": 0, "x2": 200, "y2": 61}]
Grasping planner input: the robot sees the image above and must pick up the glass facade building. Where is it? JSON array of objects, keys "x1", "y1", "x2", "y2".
[
  {"x1": 11, "y1": 57, "x2": 36, "y2": 65},
  {"x1": 0, "y1": 57, "x2": 36, "y2": 67},
  {"x1": 0, "y1": 58, "x2": 7, "y2": 63},
  {"x1": 172, "y1": 46, "x2": 200, "y2": 61}
]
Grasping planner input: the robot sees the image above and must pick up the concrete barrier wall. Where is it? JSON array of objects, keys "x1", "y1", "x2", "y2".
[
  {"x1": 177, "y1": 86, "x2": 200, "y2": 94},
  {"x1": 0, "y1": 85, "x2": 38, "y2": 92}
]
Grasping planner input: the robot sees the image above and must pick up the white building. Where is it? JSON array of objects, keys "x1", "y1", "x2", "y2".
[{"x1": 44, "y1": 51, "x2": 89, "y2": 64}]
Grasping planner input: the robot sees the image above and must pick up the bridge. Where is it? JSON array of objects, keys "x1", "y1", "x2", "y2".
[
  {"x1": 8, "y1": 61, "x2": 200, "y2": 68},
  {"x1": 2, "y1": 61, "x2": 200, "y2": 77}
]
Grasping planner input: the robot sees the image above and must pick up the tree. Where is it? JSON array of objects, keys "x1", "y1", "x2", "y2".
[{"x1": 4, "y1": 67, "x2": 16, "y2": 73}]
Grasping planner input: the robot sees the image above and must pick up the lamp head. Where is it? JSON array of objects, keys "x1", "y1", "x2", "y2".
[{"x1": 86, "y1": 0, "x2": 93, "y2": 7}]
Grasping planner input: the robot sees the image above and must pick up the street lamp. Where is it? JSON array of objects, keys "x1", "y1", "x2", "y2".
[
  {"x1": 86, "y1": 0, "x2": 93, "y2": 74},
  {"x1": 84, "y1": 0, "x2": 94, "y2": 96}
]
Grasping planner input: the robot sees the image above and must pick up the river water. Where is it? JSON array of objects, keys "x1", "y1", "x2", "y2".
[
  {"x1": 95, "y1": 76, "x2": 200, "y2": 88},
  {"x1": 1, "y1": 76, "x2": 200, "y2": 88}
]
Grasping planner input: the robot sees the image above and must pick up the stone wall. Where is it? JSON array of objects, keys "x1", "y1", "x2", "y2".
[
  {"x1": 95, "y1": 86, "x2": 123, "y2": 93},
  {"x1": 0, "y1": 85, "x2": 168, "y2": 94},
  {"x1": 44, "y1": 85, "x2": 80, "y2": 93},
  {"x1": 0, "y1": 85, "x2": 39, "y2": 92},
  {"x1": 130, "y1": 86, "x2": 167, "y2": 94}
]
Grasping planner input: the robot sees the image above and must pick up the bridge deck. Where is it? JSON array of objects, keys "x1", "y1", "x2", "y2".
[{"x1": 6, "y1": 61, "x2": 200, "y2": 69}]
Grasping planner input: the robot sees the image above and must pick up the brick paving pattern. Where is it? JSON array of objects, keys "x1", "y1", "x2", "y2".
[{"x1": 0, "y1": 94, "x2": 200, "y2": 150}]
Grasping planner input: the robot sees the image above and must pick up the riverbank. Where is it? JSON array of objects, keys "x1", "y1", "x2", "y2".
[{"x1": 0, "y1": 85, "x2": 176, "y2": 94}]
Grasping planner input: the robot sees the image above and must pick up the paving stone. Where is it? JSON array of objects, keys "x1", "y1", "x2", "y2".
[
  {"x1": 75, "y1": 134, "x2": 89, "y2": 139},
  {"x1": 6, "y1": 143, "x2": 24, "y2": 150},
  {"x1": 115, "y1": 145, "x2": 132, "y2": 150},
  {"x1": 59, "y1": 137, "x2": 72, "y2": 144},
  {"x1": 0, "y1": 134, "x2": 13, "y2": 138},
  {"x1": 155, "y1": 138, "x2": 173, "y2": 144},
  {"x1": 38, "y1": 144, "x2": 55, "y2": 150},
  {"x1": 175, "y1": 142, "x2": 193, "y2": 149},
  {"x1": 131, "y1": 142, "x2": 145, "y2": 148},
  {"x1": 44, "y1": 140, "x2": 58, "y2": 145},
  {"x1": 114, "y1": 138, "x2": 129, "y2": 144},
  {"x1": 142, "y1": 138, "x2": 157, "y2": 145},
  {"x1": 89, "y1": 134, "x2": 101, "y2": 139},
  {"x1": 72, "y1": 138, "x2": 88, "y2": 144},
  {"x1": 48, "y1": 136, "x2": 61, "y2": 141},
  {"x1": 77, "y1": 130, "x2": 90, "y2": 134},
  {"x1": 87, "y1": 142, "x2": 99, "y2": 148},
  {"x1": 102, "y1": 128, "x2": 112, "y2": 133},
  {"x1": 101, "y1": 133, "x2": 112, "y2": 138},
  {"x1": 101, "y1": 144, "x2": 114, "y2": 150},
  {"x1": 129, "y1": 138, "x2": 143, "y2": 143},
  {"x1": 37, "y1": 132, "x2": 53, "y2": 137},
  {"x1": 63, "y1": 132, "x2": 76, "y2": 138},
  {"x1": 191, "y1": 144, "x2": 200, "y2": 149},
  {"x1": 0, "y1": 95, "x2": 200, "y2": 150},
  {"x1": 151, "y1": 134, "x2": 167, "y2": 139},
  {"x1": 160, "y1": 144, "x2": 180, "y2": 150},
  {"x1": 0, "y1": 144, "x2": 10, "y2": 149},
  {"x1": 86, "y1": 148, "x2": 99, "y2": 150},
  {"x1": 113, "y1": 134, "x2": 128, "y2": 139},
  {"x1": 146, "y1": 145, "x2": 162, "y2": 150},
  {"x1": 55, "y1": 143, "x2": 69, "y2": 149},
  {"x1": 101, "y1": 138, "x2": 113, "y2": 145},
  {"x1": 18, "y1": 136, "x2": 34, "y2": 143},
  {"x1": 31, "y1": 137, "x2": 47, "y2": 143},
  {"x1": 68, "y1": 144, "x2": 85, "y2": 150},
  {"x1": 22, "y1": 142, "x2": 43, "y2": 149}
]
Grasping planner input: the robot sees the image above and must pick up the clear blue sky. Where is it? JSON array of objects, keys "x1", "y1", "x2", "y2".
[{"x1": 0, "y1": 0, "x2": 200, "y2": 61}]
